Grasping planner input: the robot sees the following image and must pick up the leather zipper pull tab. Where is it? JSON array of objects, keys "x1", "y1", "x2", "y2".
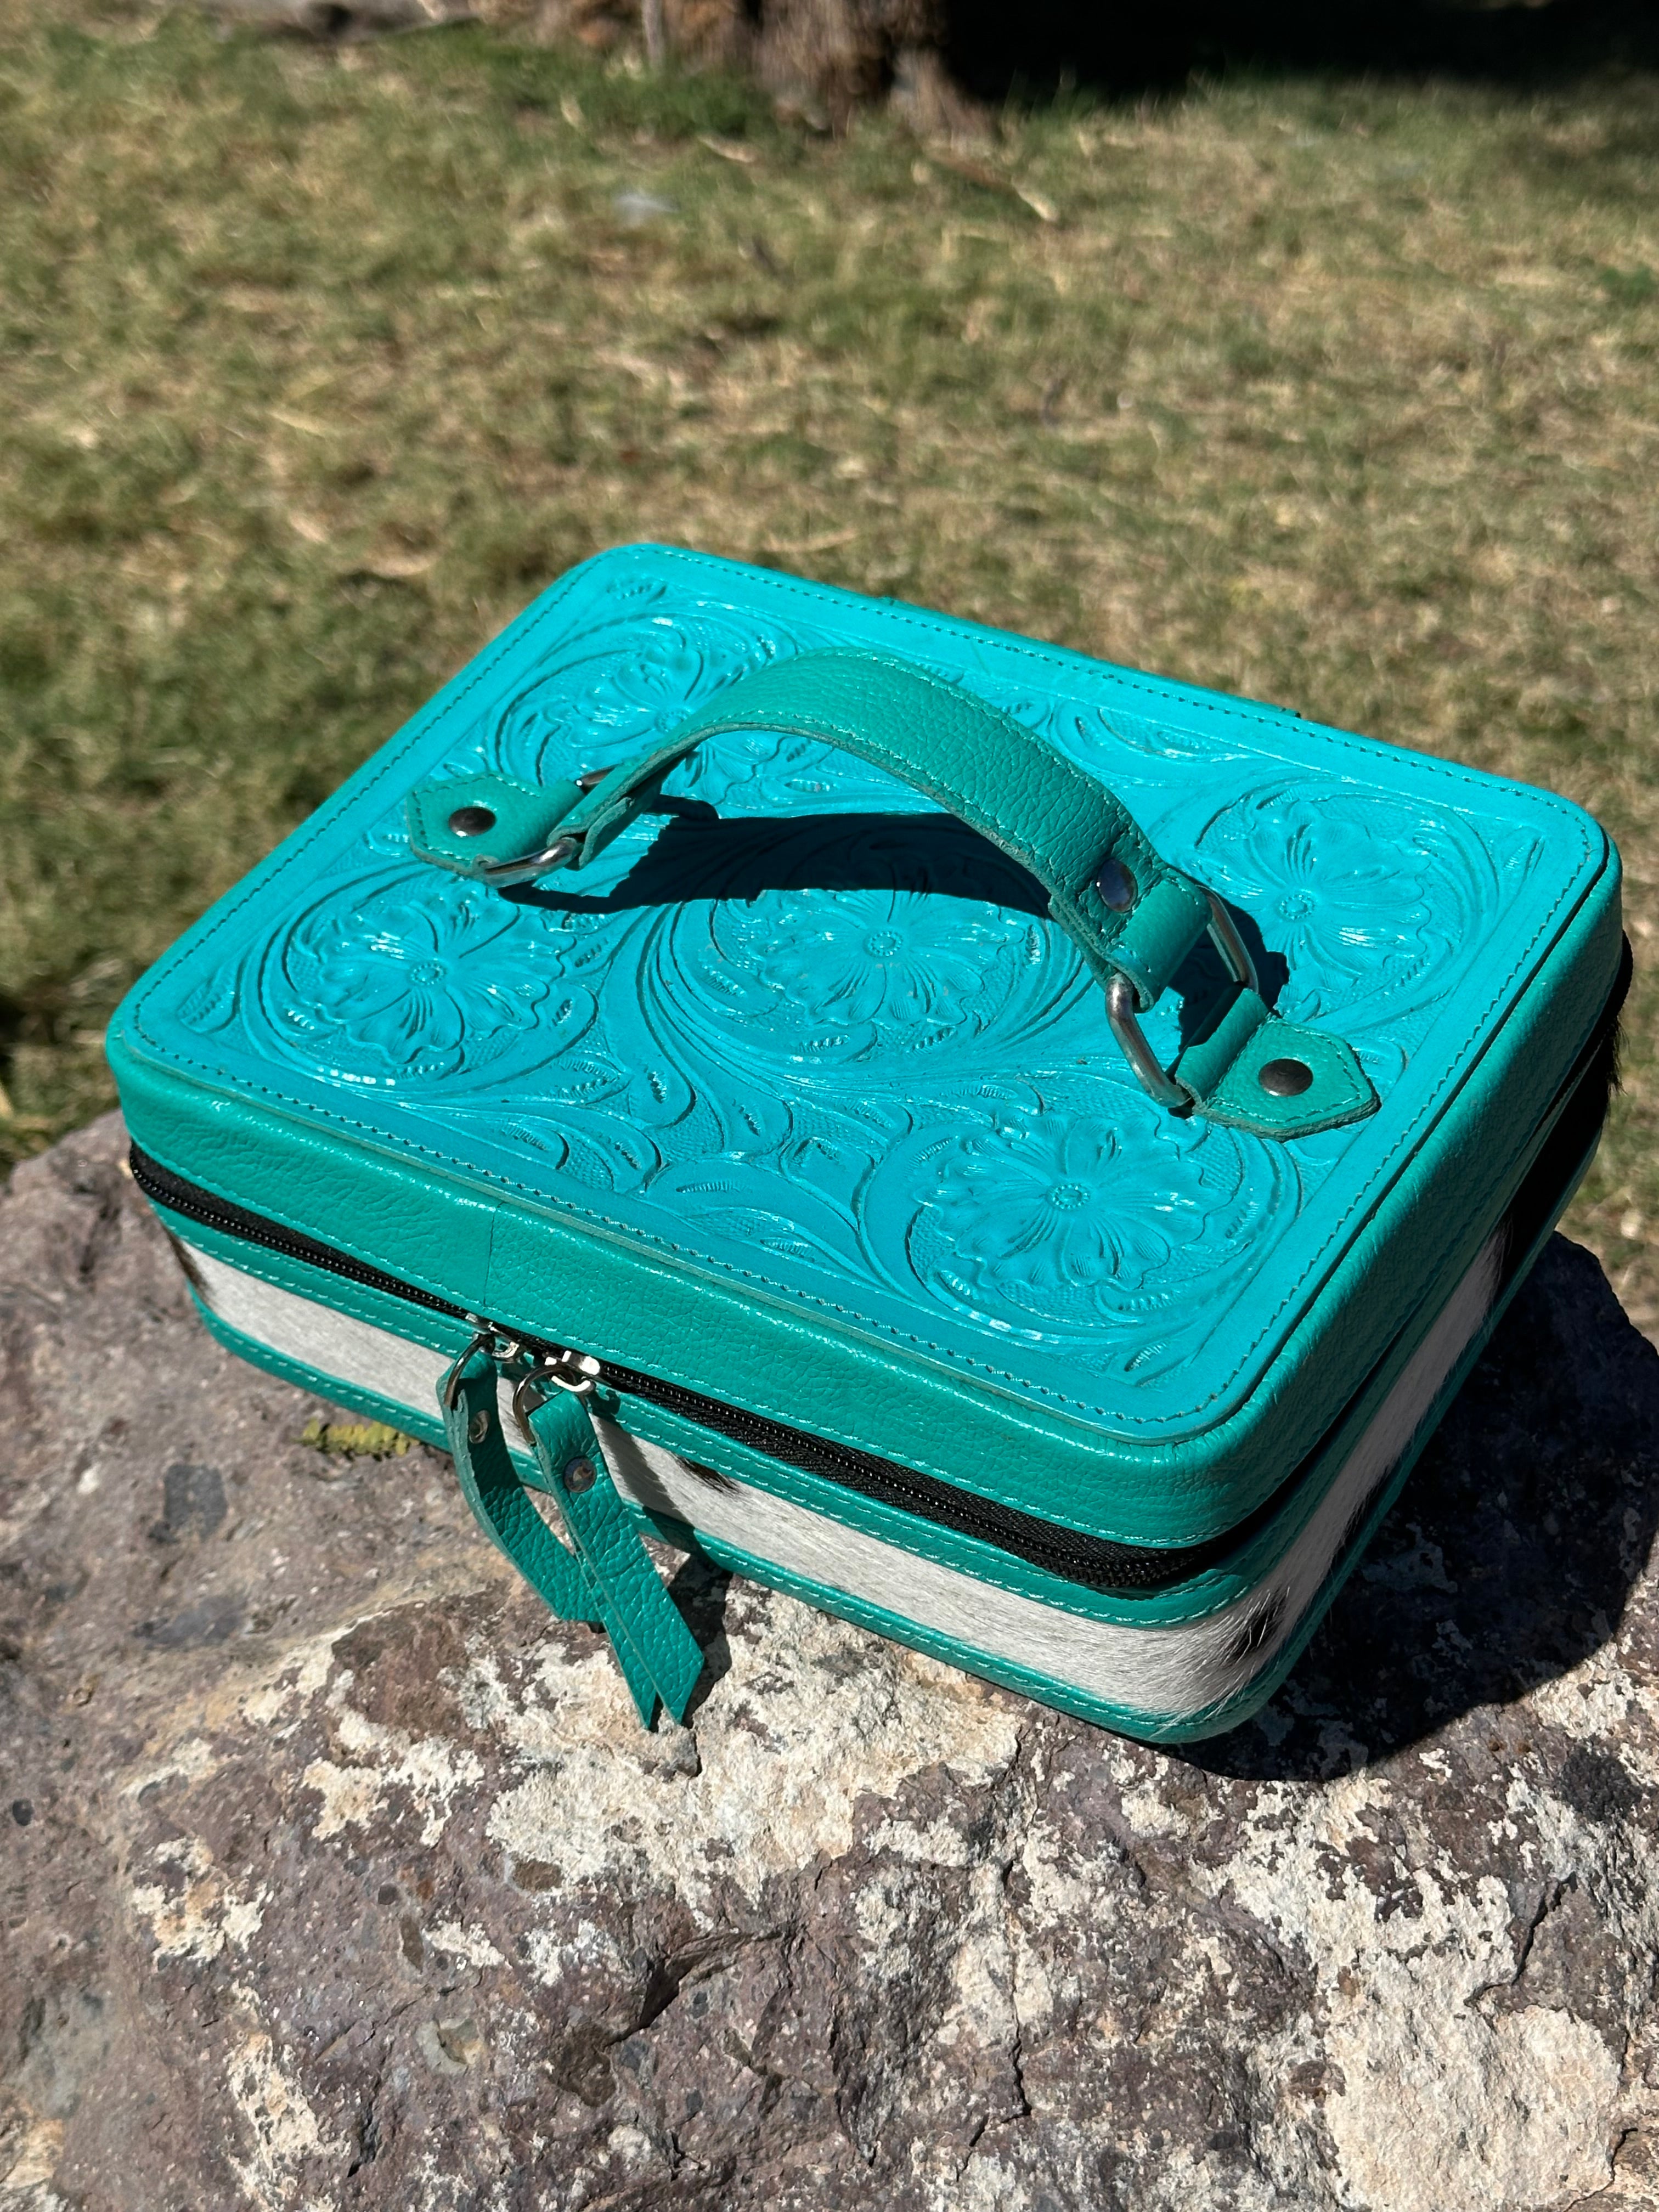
[
  {"x1": 439, "y1": 1347, "x2": 602, "y2": 1626},
  {"x1": 516, "y1": 1372, "x2": 704, "y2": 1730}
]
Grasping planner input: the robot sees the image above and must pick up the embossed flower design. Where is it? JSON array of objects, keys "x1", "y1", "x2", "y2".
[
  {"x1": 736, "y1": 888, "x2": 1015, "y2": 1051},
  {"x1": 278, "y1": 875, "x2": 592, "y2": 1084},
  {"x1": 491, "y1": 616, "x2": 775, "y2": 797},
  {"x1": 929, "y1": 1115, "x2": 1196, "y2": 1294},
  {"x1": 1195, "y1": 788, "x2": 1460, "y2": 1025},
  {"x1": 1260, "y1": 813, "x2": 1406, "y2": 972}
]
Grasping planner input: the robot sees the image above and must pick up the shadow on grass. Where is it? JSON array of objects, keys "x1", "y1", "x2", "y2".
[
  {"x1": 947, "y1": 0, "x2": 1659, "y2": 101},
  {"x1": 1192, "y1": 1234, "x2": 1659, "y2": 1781}
]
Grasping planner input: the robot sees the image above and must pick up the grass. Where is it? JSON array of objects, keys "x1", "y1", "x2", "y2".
[{"x1": 2, "y1": 4, "x2": 1657, "y2": 1323}]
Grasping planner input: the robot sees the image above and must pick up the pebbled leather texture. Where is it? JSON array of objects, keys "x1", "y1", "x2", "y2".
[
  {"x1": 110, "y1": 544, "x2": 1623, "y2": 1530},
  {"x1": 522, "y1": 1384, "x2": 704, "y2": 1726},
  {"x1": 407, "y1": 770, "x2": 584, "y2": 876},
  {"x1": 404, "y1": 650, "x2": 1372, "y2": 1138},
  {"x1": 440, "y1": 1352, "x2": 702, "y2": 1725},
  {"x1": 440, "y1": 1351, "x2": 599, "y2": 1621},
  {"x1": 558, "y1": 652, "x2": 1193, "y2": 973}
]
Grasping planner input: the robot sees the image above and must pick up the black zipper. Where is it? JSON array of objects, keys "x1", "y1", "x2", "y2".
[
  {"x1": 134, "y1": 1138, "x2": 1239, "y2": 1592},
  {"x1": 131, "y1": 1139, "x2": 1274, "y2": 1593},
  {"x1": 127, "y1": 940, "x2": 1627, "y2": 1602}
]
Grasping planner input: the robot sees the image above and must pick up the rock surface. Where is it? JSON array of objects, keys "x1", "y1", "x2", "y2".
[{"x1": 3, "y1": 1113, "x2": 1659, "y2": 2211}]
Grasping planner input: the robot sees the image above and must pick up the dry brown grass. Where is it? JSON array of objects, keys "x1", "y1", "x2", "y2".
[{"x1": 2, "y1": 8, "x2": 1657, "y2": 1317}]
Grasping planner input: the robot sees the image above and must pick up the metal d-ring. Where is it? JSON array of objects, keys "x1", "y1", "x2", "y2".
[
  {"x1": 1107, "y1": 974, "x2": 1192, "y2": 1109},
  {"x1": 472, "y1": 771, "x2": 626, "y2": 889},
  {"x1": 511, "y1": 1369, "x2": 551, "y2": 1442},
  {"x1": 1107, "y1": 884, "x2": 1261, "y2": 1110},
  {"x1": 478, "y1": 833, "x2": 580, "y2": 890},
  {"x1": 442, "y1": 1322, "x2": 523, "y2": 1410},
  {"x1": 511, "y1": 1346, "x2": 601, "y2": 1444}
]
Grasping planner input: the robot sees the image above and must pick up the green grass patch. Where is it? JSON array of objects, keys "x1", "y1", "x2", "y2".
[{"x1": 3, "y1": 7, "x2": 1658, "y2": 1324}]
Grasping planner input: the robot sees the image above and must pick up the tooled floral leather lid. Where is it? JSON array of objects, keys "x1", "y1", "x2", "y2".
[{"x1": 115, "y1": 545, "x2": 1614, "y2": 1447}]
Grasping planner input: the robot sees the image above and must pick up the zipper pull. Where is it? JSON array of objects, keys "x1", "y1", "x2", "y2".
[
  {"x1": 517, "y1": 1343, "x2": 603, "y2": 1412},
  {"x1": 439, "y1": 1335, "x2": 597, "y2": 1627},
  {"x1": 512, "y1": 1365, "x2": 703, "y2": 1728},
  {"x1": 438, "y1": 1331, "x2": 702, "y2": 1731}
]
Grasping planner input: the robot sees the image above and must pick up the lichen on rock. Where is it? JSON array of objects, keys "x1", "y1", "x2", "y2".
[{"x1": 3, "y1": 1114, "x2": 1658, "y2": 2210}]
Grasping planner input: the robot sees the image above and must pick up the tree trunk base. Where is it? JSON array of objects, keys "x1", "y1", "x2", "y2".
[{"x1": 534, "y1": 0, "x2": 983, "y2": 136}]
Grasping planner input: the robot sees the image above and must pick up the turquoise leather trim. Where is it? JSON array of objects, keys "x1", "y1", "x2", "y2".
[
  {"x1": 165, "y1": 1205, "x2": 1436, "y2": 1631},
  {"x1": 190, "y1": 1295, "x2": 454, "y2": 1448},
  {"x1": 187, "y1": 1285, "x2": 1255, "y2": 1737},
  {"x1": 158, "y1": 1023, "x2": 1583, "y2": 1638},
  {"x1": 109, "y1": 543, "x2": 1623, "y2": 1551},
  {"x1": 404, "y1": 647, "x2": 1369, "y2": 1138},
  {"x1": 441, "y1": 1351, "x2": 601, "y2": 1621},
  {"x1": 1166, "y1": 1147, "x2": 1600, "y2": 1740},
  {"x1": 521, "y1": 1385, "x2": 703, "y2": 1724},
  {"x1": 117, "y1": 871, "x2": 1618, "y2": 1558},
  {"x1": 186, "y1": 1280, "x2": 1336, "y2": 1737},
  {"x1": 668, "y1": 1155, "x2": 1587, "y2": 1745},
  {"x1": 660, "y1": 1527, "x2": 1286, "y2": 1740},
  {"x1": 180, "y1": 1111, "x2": 1593, "y2": 1745},
  {"x1": 155, "y1": 1200, "x2": 472, "y2": 1357},
  {"x1": 407, "y1": 771, "x2": 584, "y2": 874}
]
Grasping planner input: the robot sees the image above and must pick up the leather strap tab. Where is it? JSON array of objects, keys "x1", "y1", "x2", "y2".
[
  {"x1": 441, "y1": 1352, "x2": 599, "y2": 1621},
  {"x1": 522, "y1": 1387, "x2": 705, "y2": 1728},
  {"x1": 408, "y1": 772, "x2": 585, "y2": 875},
  {"x1": 1186, "y1": 995, "x2": 1380, "y2": 1138},
  {"x1": 1106, "y1": 872, "x2": 1213, "y2": 1012},
  {"x1": 438, "y1": 1355, "x2": 703, "y2": 1729}
]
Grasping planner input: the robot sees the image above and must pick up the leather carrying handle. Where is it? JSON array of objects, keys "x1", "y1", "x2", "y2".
[
  {"x1": 407, "y1": 648, "x2": 1377, "y2": 1139},
  {"x1": 413, "y1": 650, "x2": 1212, "y2": 1009}
]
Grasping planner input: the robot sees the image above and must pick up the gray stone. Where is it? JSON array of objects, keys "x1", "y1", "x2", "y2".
[{"x1": 2, "y1": 1112, "x2": 1659, "y2": 2211}]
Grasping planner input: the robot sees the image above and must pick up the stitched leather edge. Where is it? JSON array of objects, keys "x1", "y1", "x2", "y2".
[{"x1": 121, "y1": 543, "x2": 1610, "y2": 1432}]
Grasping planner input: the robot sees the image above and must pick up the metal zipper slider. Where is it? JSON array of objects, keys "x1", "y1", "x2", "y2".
[
  {"x1": 511, "y1": 1344, "x2": 602, "y2": 1442},
  {"x1": 539, "y1": 1346, "x2": 602, "y2": 1395},
  {"x1": 441, "y1": 1319, "x2": 524, "y2": 1410}
]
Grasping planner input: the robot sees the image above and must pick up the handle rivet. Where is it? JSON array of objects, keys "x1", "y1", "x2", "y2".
[
  {"x1": 1093, "y1": 857, "x2": 1138, "y2": 912},
  {"x1": 449, "y1": 804, "x2": 497, "y2": 838},
  {"x1": 1259, "y1": 1057, "x2": 1313, "y2": 1097},
  {"x1": 563, "y1": 1457, "x2": 597, "y2": 1495}
]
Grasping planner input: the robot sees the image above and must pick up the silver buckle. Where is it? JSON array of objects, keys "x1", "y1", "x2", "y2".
[{"x1": 1108, "y1": 890, "x2": 1260, "y2": 1109}]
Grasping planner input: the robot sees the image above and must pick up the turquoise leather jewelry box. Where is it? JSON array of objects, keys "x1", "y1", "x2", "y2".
[{"x1": 109, "y1": 545, "x2": 1626, "y2": 1739}]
